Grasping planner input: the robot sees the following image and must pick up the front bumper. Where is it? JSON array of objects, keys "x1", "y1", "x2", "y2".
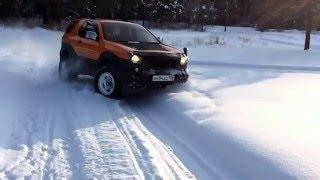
[
  {"x1": 113, "y1": 52, "x2": 189, "y2": 89},
  {"x1": 127, "y1": 68, "x2": 189, "y2": 89}
]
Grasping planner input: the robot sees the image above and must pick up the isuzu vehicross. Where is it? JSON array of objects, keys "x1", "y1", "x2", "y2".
[{"x1": 59, "y1": 19, "x2": 189, "y2": 98}]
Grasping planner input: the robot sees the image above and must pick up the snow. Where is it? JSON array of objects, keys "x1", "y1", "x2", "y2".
[
  {"x1": 153, "y1": 26, "x2": 320, "y2": 69},
  {"x1": 216, "y1": 73, "x2": 320, "y2": 179},
  {"x1": 1, "y1": 25, "x2": 320, "y2": 179},
  {"x1": 0, "y1": 27, "x2": 193, "y2": 179}
]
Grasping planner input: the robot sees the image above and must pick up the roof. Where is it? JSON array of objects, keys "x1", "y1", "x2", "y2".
[{"x1": 80, "y1": 19, "x2": 139, "y2": 26}]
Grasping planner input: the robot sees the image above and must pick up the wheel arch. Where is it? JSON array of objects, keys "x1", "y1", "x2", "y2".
[
  {"x1": 60, "y1": 43, "x2": 76, "y2": 60},
  {"x1": 95, "y1": 51, "x2": 124, "y2": 75},
  {"x1": 95, "y1": 51, "x2": 133, "y2": 84},
  {"x1": 98, "y1": 51, "x2": 120, "y2": 65}
]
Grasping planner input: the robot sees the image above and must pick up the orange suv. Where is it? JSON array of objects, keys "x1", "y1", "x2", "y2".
[{"x1": 59, "y1": 19, "x2": 189, "y2": 97}]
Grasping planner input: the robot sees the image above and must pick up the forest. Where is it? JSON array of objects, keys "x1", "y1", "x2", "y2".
[
  {"x1": 0, "y1": 0, "x2": 319, "y2": 31},
  {"x1": 1, "y1": 1, "x2": 320, "y2": 179}
]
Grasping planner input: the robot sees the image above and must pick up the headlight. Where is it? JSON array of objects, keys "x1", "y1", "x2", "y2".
[
  {"x1": 131, "y1": 55, "x2": 142, "y2": 64},
  {"x1": 180, "y1": 55, "x2": 188, "y2": 65}
]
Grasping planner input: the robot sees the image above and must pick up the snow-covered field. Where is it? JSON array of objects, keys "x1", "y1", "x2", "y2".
[{"x1": 0, "y1": 25, "x2": 320, "y2": 179}]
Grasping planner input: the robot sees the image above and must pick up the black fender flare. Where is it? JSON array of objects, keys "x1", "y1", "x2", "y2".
[
  {"x1": 97, "y1": 52, "x2": 119, "y2": 67},
  {"x1": 95, "y1": 52, "x2": 122, "y2": 78},
  {"x1": 60, "y1": 43, "x2": 77, "y2": 60},
  {"x1": 95, "y1": 51, "x2": 133, "y2": 81}
]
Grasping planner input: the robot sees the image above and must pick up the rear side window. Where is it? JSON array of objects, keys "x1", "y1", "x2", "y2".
[
  {"x1": 65, "y1": 20, "x2": 78, "y2": 33},
  {"x1": 78, "y1": 21, "x2": 99, "y2": 41}
]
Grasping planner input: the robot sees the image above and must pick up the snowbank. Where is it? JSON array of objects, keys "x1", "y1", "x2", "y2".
[{"x1": 153, "y1": 26, "x2": 320, "y2": 69}]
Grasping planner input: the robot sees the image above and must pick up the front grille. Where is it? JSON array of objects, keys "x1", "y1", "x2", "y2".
[
  {"x1": 149, "y1": 59, "x2": 177, "y2": 69},
  {"x1": 142, "y1": 54, "x2": 179, "y2": 69}
]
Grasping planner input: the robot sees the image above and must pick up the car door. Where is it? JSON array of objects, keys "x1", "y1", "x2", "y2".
[{"x1": 73, "y1": 21, "x2": 101, "y2": 61}]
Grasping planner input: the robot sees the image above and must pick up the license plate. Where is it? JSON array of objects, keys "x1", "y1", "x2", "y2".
[{"x1": 152, "y1": 75, "x2": 175, "y2": 82}]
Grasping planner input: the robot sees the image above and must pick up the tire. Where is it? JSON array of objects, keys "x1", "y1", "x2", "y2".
[
  {"x1": 59, "y1": 52, "x2": 77, "y2": 81},
  {"x1": 160, "y1": 84, "x2": 167, "y2": 89},
  {"x1": 95, "y1": 67, "x2": 122, "y2": 98}
]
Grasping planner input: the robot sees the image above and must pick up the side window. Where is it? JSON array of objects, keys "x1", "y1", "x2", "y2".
[{"x1": 78, "y1": 21, "x2": 99, "y2": 41}]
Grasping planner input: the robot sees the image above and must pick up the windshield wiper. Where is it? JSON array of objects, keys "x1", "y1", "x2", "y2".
[
  {"x1": 115, "y1": 41, "x2": 160, "y2": 44},
  {"x1": 115, "y1": 41, "x2": 140, "y2": 43},
  {"x1": 137, "y1": 41, "x2": 161, "y2": 44},
  {"x1": 127, "y1": 41, "x2": 141, "y2": 43}
]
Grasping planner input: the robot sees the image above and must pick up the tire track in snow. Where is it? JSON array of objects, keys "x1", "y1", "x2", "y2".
[
  {"x1": 115, "y1": 102, "x2": 195, "y2": 180},
  {"x1": 73, "y1": 97, "x2": 194, "y2": 180},
  {"x1": 1, "y1": 109, "x2": 50, "y2": 179},
  {"x1": 2, "y1": 107, "x2": 73, "y2": 180},
  {"x1": 24, "y1": 83, "x2": 73, "y2": 180},
  {"x1": 0, "y1": 81, "x2": 73, "y2": 179},
  {"x1": 43, "y1": 111, "x2": 72, "y2": 180},
  {"x1": 75, "y1": 121, "x2": 142, "y2": 179}
]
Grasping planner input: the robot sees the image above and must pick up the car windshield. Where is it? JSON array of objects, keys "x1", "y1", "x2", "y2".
[{"x1": 102, "y1": 22, "x2": 159, "y2": 43}]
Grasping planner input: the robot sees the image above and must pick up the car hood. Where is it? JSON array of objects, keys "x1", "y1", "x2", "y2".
[{"x1": 118, "y1": 42, "x2": 181, "y2": 54}]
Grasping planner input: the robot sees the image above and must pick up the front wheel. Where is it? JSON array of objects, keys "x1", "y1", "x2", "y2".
[{"x1": 95, "y1": 68, "x2": 122, "y2": 98}]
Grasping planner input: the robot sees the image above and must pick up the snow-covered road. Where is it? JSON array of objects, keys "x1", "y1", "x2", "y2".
[
  {"x1": 0, "y1": 27, "x2": 195, "y2": 179},
  {"x1": 1, "y1": 26, "x2": 320, "y2": 179},
  {"x1": 0, "y1": 80, "x2": 194, "y2": 179}
]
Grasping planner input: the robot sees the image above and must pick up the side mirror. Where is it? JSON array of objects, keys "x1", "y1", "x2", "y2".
[
  {"x1": 157, "y1": 36, "x2": 163, "y2": 43},
  {"x1": 183, "y1": 47, "x2": 188, "y2": 56}
]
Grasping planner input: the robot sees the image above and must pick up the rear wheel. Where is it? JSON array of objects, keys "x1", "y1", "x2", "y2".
[
  {"x1": 59, "y1": 52, "x2": 77, "y2": 81},
  {"x1": 160, "y1": 84, "x2": 167, "y2": 89},
  {"x1": 95, "y1": 68, "x2": 122, "y2": 98}
]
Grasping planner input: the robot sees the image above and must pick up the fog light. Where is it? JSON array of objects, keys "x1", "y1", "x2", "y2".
[{"x1": 134, "y1": 68, "x2": 139, "y2": 72}]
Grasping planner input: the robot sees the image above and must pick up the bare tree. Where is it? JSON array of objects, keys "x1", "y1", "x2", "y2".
[
  {"x1": 304, "y1": 0, "x2": 314, "y2": 50},
  {"x1": 258, "y1": 0, "x2": 320, "y2": 50}
]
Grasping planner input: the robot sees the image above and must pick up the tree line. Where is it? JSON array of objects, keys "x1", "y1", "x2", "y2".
[
  {"x1": 0, "y1": 0, "x2": 319, "y2": 49},
  {"x1": 0, "y1": 0, "x2": 318, "y2": 28}
]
